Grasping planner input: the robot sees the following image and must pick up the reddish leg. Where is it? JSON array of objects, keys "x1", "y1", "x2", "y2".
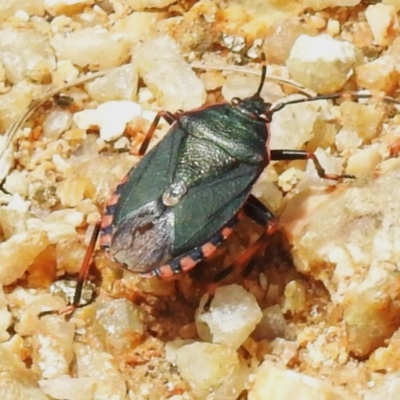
[
  {"x1": 39, "y1": 221, "x2": 101, "y2": 317},
  {"x1": 138, "y1": 110, "x2": 182, "y2": 155},
  {"x1": 270, "y1": 149, "x2": 355, "y2": 180},
  {"x1": 205, "y1": 195, "x2": 276, "y2": 308}
]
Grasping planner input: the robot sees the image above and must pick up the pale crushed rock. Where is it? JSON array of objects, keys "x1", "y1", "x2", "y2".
[
  {"x1": 34, "y1": 327, "x2": 74, "y2": 379},
  {"x1": 0, "y1": 346, "x2": 50, "y2": 400},
  {"x1": 248, "y1": 360, "x2": 356, "y2": 400},
  {"x1": 175, "y1": 342, "x2": 249, "y2": 400},
  {"x1": 280, "y1": 167, "x2": 400, "y2": 356},
  {"x1": 39, "y1": 377, "x2": 96, "y2": 400},
  {"x1": 126, "y1": 0, "x2": 177, "y2": 11},
  {"x1": 365, "y1": 3, "x2": 399, "y2": 46},
  {"x1": 84, "y1": 64, "x2": 139, "y2": 103},
  {"x1": 73, "y1": 100, "x2": 146, "y2": 141},
  {"x1": 74, "y1": 343, "x2": 127, "y2": 400},
  {"x1": 44, "y1": 0, "x2": 94, "y2": 16},
  {"x1": 196, "y1": 284, "x2": 263, "y2": 350},
  {"x1": 0, "y1": 27, "x2": 56, "y2": 84},
  {"x1": 0, "y1": 0, "x2": 45, "y2": 21},
  {"x1": 286, "y1": 34, "x2": 360, "y2": 93},
  {"x1": 0, "y1": 229, "x2": 50, "y2": 285},
  {"x1": 133, "y1": 36, "x2": 206, "y2": 111},
  {"x1": 0, "y1": 285, "x2": 11, "y2": 342},
  {"x1": 51, "y1": 28, "x2": 131, "y2": 70}
]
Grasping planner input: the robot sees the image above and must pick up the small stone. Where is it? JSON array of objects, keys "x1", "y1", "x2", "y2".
[
  {"x1": 0, "y1": 285, "x2": 11, "y2": 342},
  {"x1": 51, "y1": 28, "x2": 131, "y2": 70},
  {"x1": 44, "y1": 0, "x2": 94, "y2": 16},
  {"x1": 32, "y1": 316, "x2": 75, "y2": 379},
  {"x1": 286, "y1": 34, "x2": 360, "y2": 94},
  {"x1": 39, "y1": 377, "x2": 96, "y2": 400},
  {"x1": 176, "y1": 342, "x2": 248, "y2": 400},
  {"x1": 85, "y1": 65, "x2": 138, "y2": 103},
  {"x1": 365, "y1": 3, "x2": 399, "y2": 46},
  {"x1": 133, "y1": 36, "x2": 206, "y2": 111},
  {"x1": 112, "y1": 12, "x2": 166, "y2": 45},
  {"x1": 74, "y1": 344, "x2": 127, "y2": 400},
  {"x1": 0, "y1": 82, "x2": 33, "y2": 132},
  {"x1": 339, "y1": 101, "x2": 384, "y2": 142},
  {"x1": 56, "y1": 176, "x2": 94, "y2": 207},
  {"x1": 74, "y1": 101, "x2": 139, "y2": 141},
  {"x1": 0, "y1": 229, "x2": 50, "y2": 285},
  {"x1": 43, "y1": 109, "x2": 72, "y2": 140},
  {"x1": 345, "y1": 147, "x2": 382, "y2": 177},
  {"x1": 253, "y1": 305, "x2": 287, "y2": 341},
  {"x1": 126, "y1": 0, "x2": 176, "y2": 10},
  {"x1": 196, "y1": 284, "x2": 262, "y2": 349},
  {"x1": 95, "y1": 298, "x2": 144, "y2": 352},
  {"x1": 356, "y1": 56, "x2": 398, "y2": 93},
  {"x1": 270, "y1": 96, "x2": 329, "y2": 150},
  {"x1": 0, "y1": 346, "x2": 49, "y2": 400},
  {"x1": 0, "y1": 28, "x2": 56, "y2": 84},
  {"x1": 0, "y1": 0, "x2": 45, "y2": 22},
  {"x1": 248, "y1": 360, "x2": 353, "y2": 400}
]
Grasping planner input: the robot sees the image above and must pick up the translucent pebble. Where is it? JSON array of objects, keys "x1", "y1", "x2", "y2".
[
  {"x1": 287, "y1": 34, "x2": 359, "y2": 94},
  {"x1": 0, "y1": 346, "x2": 49, "y2": 400},
  {"x1": 3, "y1": 170, "x2": 29, "y2": 197},
  {"x1": 113, "y1": 12, "x2": 166, "y2": 44},
  {"x1": 32, "y1": 316, "x2": 75, "y2": 379},
  {"x1": 355, "y1": 56, "x2": 398, "y2": 93},
  {"x1": 43, "y1": 109, "x2": 72, "y2": 139},
  {"x1": 270, "y1": 96, "x2": 329, "y2": 150},
  {"x1": 73, "y1": 101, "x2": 143, "y2": 142},
  {"x1": 0, "y1": 285, "x2": 11, "y2": 342},
  {"x1": 44, "y1": 0, "x2": 94, "y2": 16},
  {"x1": 45, "y1": 209, "x2": 84, "y2": 227},
  {"x1": 363, "y1": 372, "x2": 400, "y2": 400},
  {"x1": 176, "y1": 342, "x2": 249, "y2": 400},
  {"x1": 303, "y1": 0, "x2": 360, "y2": 9},
  {"x1": 126, "y1": 0, "x2": 176, "y2": 10},
  {"x1": 335, "y1": 128, "x2": 362, "y2": 152},
  {"x1": 95, "y1": 298, "x2": 144, "y2": 352},
  {"x1": 196, "y1": 284, "x2": 262, "y2": 349},
  {"x1": 75, "y1": 343, "x2": 127, "y2": 400},
  {"x1": 365, "y1": 3, "x2": 399, "y2": 46},
  {"x1": 253, "y1": 304, "x2": 287, "y2": 341},
  {"x1": 248, "y1": 360, "x2": 352, "y2": 400},
  {"x1": 345, "y1": 147, "x2": 382, "y2": 177},
  {"x1": 85, "y1": 64, "x2": 139, "y2": 102},
  {"x1": 39, "y1": 377, "x2": 96, "y2": 400},
  {"x1": 0, "y1": 0, "x2": 45, "y2": 22},
  {"x1": 51, "y1": 28, "x2": 131, "y2": 70},
  {"x1": 56, "y1": 177, "x2": 94, "y2": 207},
  {"x1": 0, "y1": 229, "x2": 50, "y2": 285},
  {"x1": 0, "y1": 28, "x2": 56, "y2": 84},
  {"x1": 339, "y1": 101, "x2": 384, "y2": 142},
  {"x1": 0, "y1": 82, "x2": 33, "y2": 132},
  {"x1": 133, "y1": 36, "x2": 206, "y2": 111}
]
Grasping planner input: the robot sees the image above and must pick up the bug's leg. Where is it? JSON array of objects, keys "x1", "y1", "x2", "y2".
[
  {"x1": 270, "y1": 149, "x2": 355, "y2": 180},
  {"x1": 205, "y1": 196, "x2": 276, "y2": 309},
  {"x1": 39, "y1": 221, "x2": 101, "y2": 317},
  {"x1": 138, "y1": 110, "x2": 183, "y2": 155}
]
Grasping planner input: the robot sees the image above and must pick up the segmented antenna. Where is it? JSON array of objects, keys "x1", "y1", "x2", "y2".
[{"x1": 255, "y1": 53, "x2": 267, "y2": 98}]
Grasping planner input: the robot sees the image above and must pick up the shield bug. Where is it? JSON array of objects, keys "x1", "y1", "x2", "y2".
[
  {"x1": 48, "y1": 59, "x2": 400, "y2": 314},
  {"x1": 52, "y1": 60, "x2": 358, "y2": 314}
]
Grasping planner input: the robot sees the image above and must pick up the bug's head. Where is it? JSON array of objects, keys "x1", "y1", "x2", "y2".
[{"x1": 230, "y1": 61, "x2": 273, "y2": 122}]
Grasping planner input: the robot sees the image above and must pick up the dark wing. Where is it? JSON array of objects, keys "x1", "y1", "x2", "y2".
[
  {"x1": 110, "y1": 125, "x2": 185, "y2": 273},
  {"x1": 172, "y1": 162, "x2": 263, "y2": 255},
  {"x1": 113, "y1": 124, "x2": 184, "y2": 224}
]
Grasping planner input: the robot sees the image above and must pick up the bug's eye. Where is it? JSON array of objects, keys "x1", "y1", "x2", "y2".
[{"x1": 231, "y1": 97, "x2": 240, "y2": 106}]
